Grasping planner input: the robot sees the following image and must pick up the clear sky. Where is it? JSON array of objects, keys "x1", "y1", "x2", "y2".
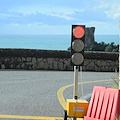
[{"x1": 0, "y1": 0, "x2": 120, "y2": 35}]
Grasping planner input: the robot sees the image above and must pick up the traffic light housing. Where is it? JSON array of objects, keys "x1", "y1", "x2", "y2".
[{"x1": 71, "y1": 25, "x2": 85, "y2": 66}]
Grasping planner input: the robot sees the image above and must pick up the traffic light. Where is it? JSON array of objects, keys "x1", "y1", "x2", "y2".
[{"x1": 71, "y1": 25, "x2": 85, "y2": 66}]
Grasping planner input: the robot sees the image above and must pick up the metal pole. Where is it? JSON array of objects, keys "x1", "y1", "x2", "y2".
[
  {"x1": 74, "y1": 66, "x2": 78, "y2": 99},
  {"x1": 80, "y1": 66, "x2": 83, "y2": 97},
  {"x1": 73, "y1": 66, "x2": 78, "y2": 120}
]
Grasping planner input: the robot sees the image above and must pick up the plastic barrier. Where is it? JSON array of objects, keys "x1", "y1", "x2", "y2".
[{"x1": 84, "y1": 86, "x2": 120, "y2": 120}]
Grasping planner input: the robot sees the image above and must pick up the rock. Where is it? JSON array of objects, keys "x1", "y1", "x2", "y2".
[
  {"x1": 32, "y1": 57, "x2": 36, "y2": 64},
  {"x1": 26, "y1": 57, "x2": 31, "y2": 62},
  {"x1": 58, "y1": 61, "x2": 64, "y2": 70},
  {"x1": 97, "y1": 60, "x2": 101, "y2": 66},
  {"x1": 53, "y1": 61, "x2": 58, "y2": 70},
  {"x1": 1, "y1": 64, "x2": 5, "y2": 69}
]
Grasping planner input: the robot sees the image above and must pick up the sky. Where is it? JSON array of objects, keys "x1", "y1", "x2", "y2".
[{"x1": 0, "y1": 0, "x2": 120, "y2": 35}]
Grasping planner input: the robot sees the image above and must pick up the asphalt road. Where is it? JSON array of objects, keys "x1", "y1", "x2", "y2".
[{"x1": 0, "y1": 70, "x2": 116, "y2": 119}]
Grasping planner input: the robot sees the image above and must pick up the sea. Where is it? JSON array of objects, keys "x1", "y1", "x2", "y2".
[{"x1": 0, "y1": 35, "x2": 119, "y2": 50}]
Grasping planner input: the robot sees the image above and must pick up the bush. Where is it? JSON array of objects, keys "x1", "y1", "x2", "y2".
[{"x1": 68, "y1": 41, "x2": 119, "y2": 52}]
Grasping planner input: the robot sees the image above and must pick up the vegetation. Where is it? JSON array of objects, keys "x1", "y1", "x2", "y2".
[
  {"x1": 68, "y1": 41, "x2": 119, "y2": 52},
  {"x1": 85, "y1": 41, "x2": 119, "y2": 52},
  {"x1": 112, "y1": 69, "x2": 119, "y2": 89}
]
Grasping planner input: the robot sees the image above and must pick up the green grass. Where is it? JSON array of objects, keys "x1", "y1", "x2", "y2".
[
  {"x1": 113, "y1": 84, "x2": 119, "y2": 89},
  {"x1": 112, "y1": 69, "x2": 119, "y2": 89}
]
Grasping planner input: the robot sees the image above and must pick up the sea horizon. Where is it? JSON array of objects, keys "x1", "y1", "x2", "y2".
[{"x1": 0, "y1": 34, "x2": 119, "y2": 50}]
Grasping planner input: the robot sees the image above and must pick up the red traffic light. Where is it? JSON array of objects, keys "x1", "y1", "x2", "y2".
[{"x1": 73, "y1": 26, "x2": 85, "y2": 38}]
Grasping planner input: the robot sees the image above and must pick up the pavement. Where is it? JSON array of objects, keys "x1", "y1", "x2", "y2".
[{"x1": 0, "y1": 70, "x2": 116, "y2": 119}]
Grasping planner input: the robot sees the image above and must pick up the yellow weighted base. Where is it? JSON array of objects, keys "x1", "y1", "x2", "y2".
[{"x1": 66, "y1": 99, "x2": 88, "y2": 118}]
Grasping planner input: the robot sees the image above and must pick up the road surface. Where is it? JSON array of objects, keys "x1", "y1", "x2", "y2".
[{"x1": 0, "y1": 70, "x2": 116, "y2": 119}]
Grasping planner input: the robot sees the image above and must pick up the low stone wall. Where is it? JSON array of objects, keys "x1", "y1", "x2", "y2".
[{"x1": 0, "y1": 49, "x2": 118, "y2": 71}]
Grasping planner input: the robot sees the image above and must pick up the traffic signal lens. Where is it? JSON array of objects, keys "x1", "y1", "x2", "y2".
[
  {"x1": 71, "y1": 53, "x2": 84, "y2": 65},
  {"x1": 73, "y1": 26, "x2": 85, "y2": 38},
  {"x1": 72, "y1": 40, "x2": 84, "y2": 52}
]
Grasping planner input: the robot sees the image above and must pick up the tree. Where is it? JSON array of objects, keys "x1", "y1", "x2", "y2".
[
  {"x1": 105, "y1": 45, "x2": 113, "y2": 52},
  {"x1": 67, "y1": 41, "x2": 119, "y2": 52}
]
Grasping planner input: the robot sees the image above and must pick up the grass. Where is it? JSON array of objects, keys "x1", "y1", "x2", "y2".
[
  {"x1": 113, "y1": 84, "x2": 119, "y2": 89},
  {"x1": 112, "y1": 69, "x2": 120, "y2": 120},
  {"x1": 112, "y1": 69, "x2": 119, "y2": 89}
]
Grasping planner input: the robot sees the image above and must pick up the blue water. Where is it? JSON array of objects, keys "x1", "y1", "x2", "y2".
[
  {"x1": 95, "y1": 35, "x2": 119, "y2": 45},
  {"x1": 0, "y1": 35, "x2": 119, "y2": 50}
]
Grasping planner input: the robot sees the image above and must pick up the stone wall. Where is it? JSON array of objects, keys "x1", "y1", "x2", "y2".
[{"x1": 0, "y1": 49, "x2": 118, "y2": 72}]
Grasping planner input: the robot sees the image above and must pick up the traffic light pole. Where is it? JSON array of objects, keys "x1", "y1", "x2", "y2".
[
  {"x1": 74, "y1": 66, "x2": 79, "y2": 100},
  {"x1": 64, "y1": 25, "x2": 88, "y2": 120}
]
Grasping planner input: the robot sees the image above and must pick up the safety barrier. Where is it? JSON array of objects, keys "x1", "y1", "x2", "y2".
[{"x1": 84, "y1": 86, "x2": 120, "y2": 120}]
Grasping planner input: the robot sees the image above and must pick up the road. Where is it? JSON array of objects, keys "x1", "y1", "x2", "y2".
[{"x1": 0, "y1": 70, "x2": 116, "y2": 119}]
